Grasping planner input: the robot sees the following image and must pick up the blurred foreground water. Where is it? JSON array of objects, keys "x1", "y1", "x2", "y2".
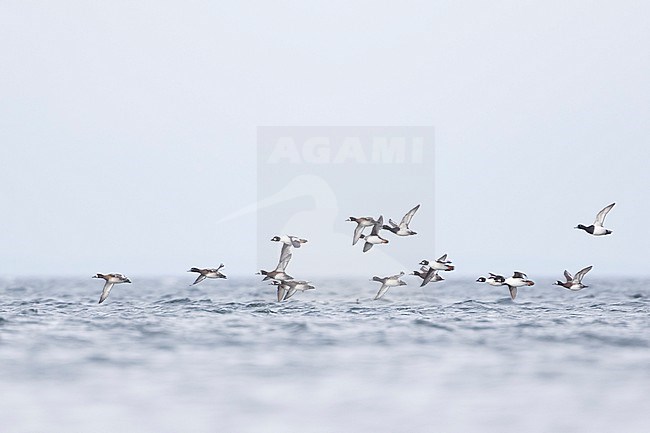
[{"x1": 1, "y1": 276, "x2": 649, "y2": 433}]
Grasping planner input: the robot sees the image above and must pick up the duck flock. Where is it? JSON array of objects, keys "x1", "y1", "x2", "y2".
[{"x1": 92, "y1": 202, "x2": 616, "y2": 304}]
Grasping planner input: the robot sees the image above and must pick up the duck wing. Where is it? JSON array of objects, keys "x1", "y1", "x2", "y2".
[
  {"x1": 574, "y1": 265, "x2": 593, "y2": 283},
  {"x1": 400, "y1": 204, "x2": 420, "y2": 227},
  {"x1": 352, "y1": 224, "x2": 365, "y2": 245},
  {"x1": 593, "y1": 203, "x2": 615, "y2": 227},
  {"x1": 98, "y1": 282, "x2": 115, "y2": 304},
  {"x1": 374, "y1": 284, "x2": 390, "y2": 300},
  {"x1": 370, "y1": 216, "x2": 384, "y2": 236},
  {"x1": 437, "y1": 253, "x2": 449, "y2": 263},
  {"x1": 421, "y1": 269, "x2": 437, "y2": 286},
  {"x1": 284, "y1": 286, "x2": 298, "y2": 300},
  {"x1": 191, "y1": 274, "x2": 207, "y2": 286},
  {"x1": 275, "y1": 243, "x2": 292, "y2": 271},
  {"x1": 563, "y1": 270, "x2": 573, "y2": 282},
  {"x1": 276, "y1": 284, "x2": 287, "y2": 302}
]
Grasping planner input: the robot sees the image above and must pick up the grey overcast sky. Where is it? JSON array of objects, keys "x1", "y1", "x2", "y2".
[{"x1": 1, "y1": 2, "x2": 649, "y2": 278}]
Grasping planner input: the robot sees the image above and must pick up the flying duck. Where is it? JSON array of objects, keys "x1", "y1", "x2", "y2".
[
  {"x1": 188, "y1": 264, "x2": 226, "y2": 285},
  {"x1": 346, "y1": 216, "x2": 378, "y2": 245},
  {"x1": 359, "y1": 215, "x2": 389, "y2": 252},
  {"x1": 575, "y1": 203, "x2": 615, "y2": 236},
  {"x1": 271, "y1": 235, "x2": 308, "y2": 248},
  {"x1": 554, "y1": 265, "x2": 593, "y2": 291},
  {"x1": 411, "y1": 268, "x2": 444, "y2": 286},
  {"x1": 372, "y1": 271, "x2": 407, "y2": 300},
  {"x1": 382, "y1": 204, "x2": 420, "y2": 236},
  {"x1": 476, "y1": 273, "x2": 506, "y2": 286},
  {"x1": 257, "y1": 243, "x2": 294, "y2": 281},
  {"x1": 271, "y1": 280, "x2": 315, "y2": 301},
  {"x1": 419, "y1": 254, "x2": 455, "y2": 272},
  {"x1": 93, "y1": 273, "x2": 131, "y2": 304},
  {"x1": 503, "y1": 271, "x2": 535, "y2": 300}
]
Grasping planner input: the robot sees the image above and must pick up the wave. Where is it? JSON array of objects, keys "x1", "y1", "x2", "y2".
[{"x1": 412, "y1": 319, "x2": 453, "y2": 331}]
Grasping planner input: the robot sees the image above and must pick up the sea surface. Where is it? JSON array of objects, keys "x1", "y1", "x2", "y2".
[{"x1": 1, "y1": 276, "x2": 649, "y2": 433}]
